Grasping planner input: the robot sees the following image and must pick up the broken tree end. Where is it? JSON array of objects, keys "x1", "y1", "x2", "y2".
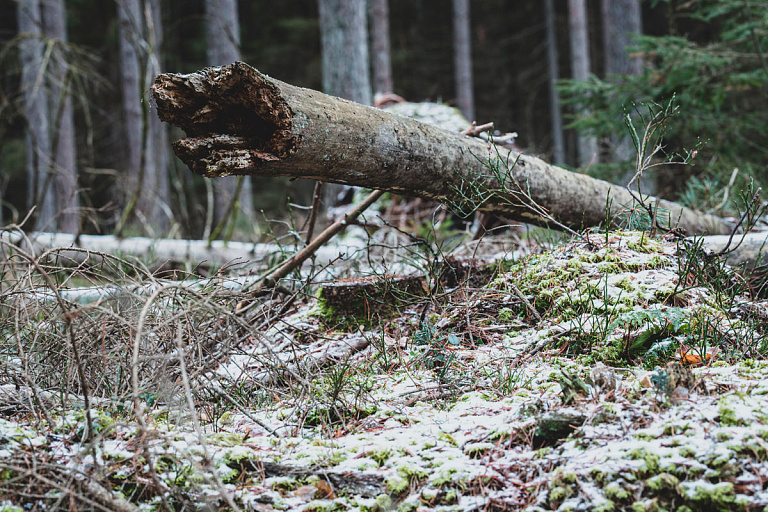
[{"x1": 152, "y1": 62, "x2": 297, "y2": 175}]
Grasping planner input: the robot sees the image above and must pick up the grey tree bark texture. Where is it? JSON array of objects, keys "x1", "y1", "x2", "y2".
[
  {"x1": 318, "y1": 0, "x2": 372, "y2": 206},
  {"x1": 568, "y1": 0, "x2": 598, "y2": 168},
  {"x1": 370, "y1": 0, "x2": 393, "y2": 95},
  {"x1": 151, "y1": 63, "x2": 732, "y2": 237},
  {"x1": 452, "y1": 0, "x2": 474, "y2": 122},
  {"x1": 17, "y1": 0, "x2": 55, "y2": 230},
  {"x1": 544, "y1": 0, "x2": 565, "y2": 164},
  {"x1": 602, "y1": 0, "x2": 643, "y2": 165},
  {"x1": 144, "y1": 0, "x2": 171, "y2": 233},
  {"x1": 205, "y1": 0, "x2": 254, "y2": 224},
  {"x1": 42, "y1": 0, "x2": 79, "y2": 233},
  {"x1": 117, "y1": 0, "x2": 143, "y2": 216},
  {"x1": 318, "y1": 0, "x2": 372, "y2": 105},
  {"x1": 117, "y1": 0, "x2": 171, "y2": 233}
]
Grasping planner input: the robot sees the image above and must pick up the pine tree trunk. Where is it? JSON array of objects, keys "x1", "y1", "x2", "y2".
[
  {"x1": 318, "y1": 0, "x2": 372, "y2": 105},
  {"x1": 152, "y1": 62, "x2": 731, "y2": 237},
  {"x1": 43, "y1": 0, "x2": 79, "y2": 234},
  {"x1": 602, "y1": 0, "x2": 643, "y2": 77},
  {"x1": 118, "y1": 0, "x2": 172, "y2": 234},
  {"x1": 568, "y1": 0, "x2": 598, "y2": 168},
  {"x1": 370, "y1": 0, "x2": 393, "y2": 95},
  {"x1": 318, "y1": 0, "x2": 372, "y2": 206},
  {"x1": 17, "y1": 0, "x2": 55, "y2": 230},
  {"x1": 144, "y1": 0, "x2": 170, "y2": 232},
  {"x1": 601, "y1": 0, "x2": 643, "y2": 165},
  {"x1": 205, "y1": 0, "x2": 253, "y2": 225},
  {"x1": 117, "y1": 0, "x2": 144, "y2": 219},
  {"x1": 544, "y1": 0, "x2": 565, "y2": 164},
  {"x1": 452, "y1": 0, "x2": 474, "y2": 122}
]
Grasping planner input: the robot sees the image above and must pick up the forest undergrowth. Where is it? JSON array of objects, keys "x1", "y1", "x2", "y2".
[{"x1": 2, "y1": 197, "x2": 768, "y2": 511}]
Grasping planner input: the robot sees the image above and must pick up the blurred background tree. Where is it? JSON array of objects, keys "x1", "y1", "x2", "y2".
[{"x1": 561, "y1": 0, "x2": 768, "y2": 207}]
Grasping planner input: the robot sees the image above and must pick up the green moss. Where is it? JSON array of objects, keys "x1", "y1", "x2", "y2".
[
  {"x1": 604, "y1": 482, "x2": 631, "y2": 501},
  {"x1": 385, "y1": 474, "x2": 409, "y2": 495},
  {"x1": 463, "y1": 442, "x2": 493, "y2": 458},
  {"x1": 716, "y1": 431, "x2": 733, "y2": 442},
  {"x1": 627, "y1": 235, "x2": 663, "y2": 254},
  {"x1": 590, "y1": 468, "x2": 609, "y2": 484},
  {"x1": 438, "y1": 432, "x2": 458, "y2": 447},
  {"x1": 398, "y1": 465, "x2": 428, "y2": 482},
  {"x1": 683, "y1": 481, "x2": 746, "y2": 509},
  {"x1": 593, "y1": 502, "x2": 616, "y2": 512},
  {"x1": 303, "y1": 499, "x2": 346, "y2": 512},
  {"x1": 360, "y1": 495, "x2": 393, "y2": 512},
  {"x1": 498, "y1": 308, "x2": 517, "y2": 323},
  {"x1": 645, "y1": 254, "x2": 670, "y2": 269},
  {"x1": 628, "y1": 448, "x2": 660, "y2": 476},
  {"x1": 396, "y1": 500, "x2": 419, "y2": 512},
  {"x1": 548, "y1": 486, "x2": 569, "y2": 504},
  {"x1": 718, "y1": 398, "x2": 748, "y2": 427},
  {"x1": 267, "y1": 476, "x2": 298, "y2": 492},
  {"x1": 646, "y1": 473, "x2": 679, "y2": 492},
  {"x1": 547, "y1": 470, "x2": 578, "y2": 506}
]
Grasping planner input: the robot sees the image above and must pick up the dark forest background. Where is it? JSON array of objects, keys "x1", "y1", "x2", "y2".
[{"x1": 1, "y1": 0, "x2": 766, "y2": 239}]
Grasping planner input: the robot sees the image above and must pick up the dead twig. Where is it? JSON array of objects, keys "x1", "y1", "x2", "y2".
[{"x1": 248, "y1": 188, "x2": 384, "y2": 295}]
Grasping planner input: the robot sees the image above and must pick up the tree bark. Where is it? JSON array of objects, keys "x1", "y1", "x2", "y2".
[
  {"x1": 151, "y1": 62, "x2": 731, "y2": 236},
  {"x1": 452, "y1": 0, "x2": 474, "y2": 122},
  {"x1": 568, "y1": 0, "x2": 598, "y2": 168},
  {"x1": 544, "y1": 0, "x2": 565, "y2": 164},
  {"x1": 205, "y1": 0, "x2": 253, "y2": 223},
  {"x1": 369, "y1": 0, "x2": 393, "y2": 95},
  {"x1": 17, "y1": 0, "x2": 55, "y2": 230},
  {"x1": 318, "y1": 0, "x2": 372, "y2": 206},
  {"x1": 42, "y1": 0, "x2": 79, "y2": 234},
  {"x1": 117, "y1": 0, "x2": 144, "y2": 210},
  {"x1": 601, "y1": 0, "x2": 643, "y2": 165},
  {"x1": 318, "y1": 0, "x2": 372, "y2": 106},
  {"x1": 144, "y1": 0, "x2": 171, "y2": 232},
  {"x1": 118, "y1": 0, "x2": 171, "y2": 233}
]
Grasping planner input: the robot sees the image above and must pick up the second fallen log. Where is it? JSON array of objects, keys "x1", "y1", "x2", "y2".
[{"x1": 151, "y1": 61, "x2": 731, "y2": 236}]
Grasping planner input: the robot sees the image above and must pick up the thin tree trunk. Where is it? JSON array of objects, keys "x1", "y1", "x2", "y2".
[
  {"x1": 318, "y1": 0, "x2": 372, "y2": 105},
  {"x1": 205, "y1": 0, "x2": 253, "y2": 226},
  {"x1": 17, "y1": 0, "x2": 55, "y2": 230},
  {"x1": 117, "y1": 0, "x2": 172, "y2": 234},
  {"x1": 601, "y1": 0, "x2": 643, "y2": 164},
  {"x1": 43, "y1": 0, "x2": 79, "y2": 234},
  {"x1": 152, "y1": 63, "x2": 731, "y2": 236},
  {"x1": 568, "y1": 0, "x2": 598, "y2": 168},
  {"x1": 117, "y1": 0, "x2": 144, "y2": 221},
  {"x1": 370, "y1": 0, "x2": 393, "y2": 95},
  {"x1": 318, "y1": 0, "x2": 371, "y2": 206},
  {"x1": 144, "y1": 0, "x2": 170, "y2": 232},
  {"x1": 452, "y1": 0, "x2": 474, "y2": 121},
  {"x1": 602, "y1": 0, "x2": 643, "y2": 77},
  {"x1": 544, "y1": 0, "x2": 565, "y2": 164}
]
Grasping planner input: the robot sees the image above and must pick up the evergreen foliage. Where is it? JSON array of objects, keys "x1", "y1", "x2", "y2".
[{"x1": 561, "y1": 0, "x2": 768, "y2": 205}]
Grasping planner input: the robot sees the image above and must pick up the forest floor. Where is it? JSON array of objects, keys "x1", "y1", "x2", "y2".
[{"x1": 2, "y1": 227, "x2": 768, "y2": 511}]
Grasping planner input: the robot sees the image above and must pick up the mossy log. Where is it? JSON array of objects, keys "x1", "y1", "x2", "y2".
[{"x1": 151, "y1": 61, "x2": 731, "y2": 236}]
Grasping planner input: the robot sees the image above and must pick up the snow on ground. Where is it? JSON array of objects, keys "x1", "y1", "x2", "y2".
[{"x1": 2, "y1": 231, "x2": 768, "y2": 511}]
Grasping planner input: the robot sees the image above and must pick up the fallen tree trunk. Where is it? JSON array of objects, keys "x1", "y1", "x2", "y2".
[
  {"x1": 151, "y1": 61, "x2": 731, "y2": 236},
  {"x1": 0, "y1": 230, "x2": 365, "y2": 272}
]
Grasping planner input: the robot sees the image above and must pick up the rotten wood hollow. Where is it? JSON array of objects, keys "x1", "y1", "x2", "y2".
[{"x1": 152, "y1": 61, "x2": 731, "y2": 236}]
